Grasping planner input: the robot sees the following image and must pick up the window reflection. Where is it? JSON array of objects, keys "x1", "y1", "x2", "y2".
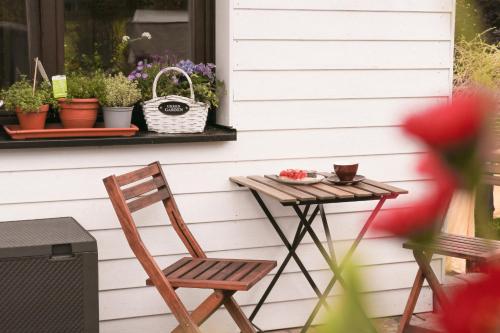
[
  {"x1": 0, "y1": 0, "x2": 29, "y2": 88},
  {"x1": 63, "y1": 0, "x2": 190, "y2": 74}
]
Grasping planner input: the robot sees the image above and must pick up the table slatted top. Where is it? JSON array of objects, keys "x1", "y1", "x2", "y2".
[{"x1": 230, "y1": 173, "x2": 407, "y2": 205}]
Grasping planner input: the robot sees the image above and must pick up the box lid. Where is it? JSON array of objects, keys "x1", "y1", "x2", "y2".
[{"x1": 0, "y1": 217, "x2": 97, "y2": 258}]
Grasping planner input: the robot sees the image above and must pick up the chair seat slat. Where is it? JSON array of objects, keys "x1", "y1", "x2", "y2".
[
  {"x1": 123, "y1": 177, "x2": 166, "y2": 200},
  {"x1": 438, "y1": 233, "x2": 500, "y2": 247},
  {"x1": 211, "y1": 262, "x2": 246, "y2": 281},
  {"x1": 227, "y1": 262, "x2": 260, "y2": 281},
  {"x1": 168, "y1": 259, "x2": 204, "y2": 279},
  {"x1": 127, "y1": 188, "x2": 170, "y2": 213},
  {"x1": 116, "y1": 164, "x2": 160, "y2": 186},
  {"x1": 434, "y1": 239, "x2": 492, "y2": 255},
  {"x1": 182, "y1": 261, "x2": 219, "y2": 280},
  {"x1": 404, "y1": 233, "x2": 500, "y2": 262},
  {"x1": 195, "y1": 261, "x2": 231, "y2": 281},
  {"x1": 161, "y1": 257, "x2": 192, "y2": 276},
  {"x1": 482, "y1": 174, "x2": 500, "y2": 186}
]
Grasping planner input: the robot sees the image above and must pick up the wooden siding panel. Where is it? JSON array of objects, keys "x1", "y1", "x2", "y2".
[
  {"x1": 234, "y1": 0, "x2": 453, "y2": 12},
  {"x1": 232, "y1": 98, "x2": 446, "y2": 131},
  {"x1": 233, "y1": 70, "x2": 450, "y2": 101},
  {"x1": 234, "y1": 41, "x2": 451, "y2": 70},
  {"x1": 234, "y1": 11, "x2": 451, "y2": 41}
]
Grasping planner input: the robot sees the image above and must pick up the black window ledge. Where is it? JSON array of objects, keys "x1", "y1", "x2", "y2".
[{"x1": 0, "y1": 124, "x2": 236, "y2": 149}]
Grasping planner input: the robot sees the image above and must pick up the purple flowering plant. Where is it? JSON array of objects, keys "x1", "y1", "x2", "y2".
[{"x1": 128, "y1": 56, "x2": 223, "y2": 108}]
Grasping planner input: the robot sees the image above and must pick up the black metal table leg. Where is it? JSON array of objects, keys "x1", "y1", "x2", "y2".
[
  {"x1": 320, "y1": 204, "x2": 337, "y2": 263},
  {"x1": 249, "y1": 205, "x2": 314, "y2": 322},
  {"x1": 301, "y1": 197, "x2": 388, "y2": 332},
  {"x1": 249, "y1": 191, "x2": 332, "y2": 323}
]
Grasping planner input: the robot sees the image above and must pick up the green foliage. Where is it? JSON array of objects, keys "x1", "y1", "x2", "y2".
[
  {"x1": 134, "y1": 63, "x2": 224, "y2": 108},
  {"x1": 456, "y1": 0, "x2": 500, "y2": 43},
  {"x1": 66, "y1": 72, "x2": 105, "y2": 99},
  {"x1": 320, "y1": 263, "x2": 376, "y2": 333},
  {"x1": 100, "y1": 74, "x2": 142, "y2": 107},
  {"x1": 1, "y1": 78, "x2": 55, "y2": 113},
  {"x1": 454, "y1": 31, "x2": 500, "y2": 90}
]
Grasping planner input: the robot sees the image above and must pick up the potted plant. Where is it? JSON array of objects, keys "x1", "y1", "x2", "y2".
[
  {"x1": 0, "y1": 78, "x2": 55, "y2": 130},
  {"x1": 130, "y1": 59, "x2": 223, "y2": 108},
  {"x1": 127, "y1": 58, "x2": 224, "y2": 132},
  {"x1": 100, "y1": 74, "x2": 141, "y2": 128},
  {"x1": 58, "y1": 73, "x2": 104, "y2": 128}
]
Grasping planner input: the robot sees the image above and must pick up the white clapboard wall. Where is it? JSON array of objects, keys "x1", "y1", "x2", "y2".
[{"x1": 0, "y1": 0, "x2": 455, "y2": 331}]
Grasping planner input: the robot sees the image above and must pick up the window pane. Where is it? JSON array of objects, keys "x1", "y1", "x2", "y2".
[
  {"x1": 0, "y1": 0, "x2": 29, "y2": 88},
  {"x1": 63, "y1": 0, "x2": 191, "y2": 73}
]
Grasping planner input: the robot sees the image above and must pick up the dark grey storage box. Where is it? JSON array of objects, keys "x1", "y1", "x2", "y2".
[{"x1": 0, "y1": 217, "x2": 99, "y2": 333}]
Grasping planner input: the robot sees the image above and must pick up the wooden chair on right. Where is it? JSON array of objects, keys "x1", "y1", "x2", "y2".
[{"x1": 397, "y1": 159, "x2": 500, "y2": 333}]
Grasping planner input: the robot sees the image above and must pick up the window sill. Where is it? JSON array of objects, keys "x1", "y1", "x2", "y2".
[{"x1": 0, "y1": 124, "x2": 236, "y2": 149}]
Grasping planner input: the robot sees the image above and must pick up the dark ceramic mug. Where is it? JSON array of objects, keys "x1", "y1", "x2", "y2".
[{"x1": 334, "y1": 163, "x2": 358, "y2": 181}]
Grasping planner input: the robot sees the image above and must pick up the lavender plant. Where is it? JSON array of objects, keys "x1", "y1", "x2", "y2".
[{"x1": 127, "y1": 59, "x2": 223, "y2": 108}]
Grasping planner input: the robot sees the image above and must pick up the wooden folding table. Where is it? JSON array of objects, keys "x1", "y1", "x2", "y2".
[{"x1": 230, "y1": 173, "x2": 408, "y2": 332}]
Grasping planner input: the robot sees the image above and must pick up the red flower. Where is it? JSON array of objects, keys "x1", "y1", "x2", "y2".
[
  {"x1": 373, "y1": 153, "x2": 457, "y2": 236},
  {"x1": 440, "y1": 264, "x2": 500, "y2": 333},
  {"x1": 403, "y1": 93, "x2": 490, "y2": 149}
]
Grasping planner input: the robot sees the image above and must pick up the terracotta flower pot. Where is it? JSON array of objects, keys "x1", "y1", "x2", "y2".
[
  {"x1": 58, "y1": 98, "x2": 99, "y2": 128},
  {"x1": 16, "y1": 104, "x2": 49, "y2": 130}
]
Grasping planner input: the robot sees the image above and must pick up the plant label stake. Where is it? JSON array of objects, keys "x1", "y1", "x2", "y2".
[
  {"x1": 37, "y1": 60, "x2": 50, "y2": 85},
  {"x1": 52, "y1": 75, "x2": 67, "y2": 99},
  {"x1": 32, "y1": 57, "x2": 39, "y2": 96}
]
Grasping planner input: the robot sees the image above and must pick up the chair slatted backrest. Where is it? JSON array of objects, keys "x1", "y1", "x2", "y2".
[
  {"x1": 484, "y1": 157, "x2": 500, "y2": 186},
  {"x1": 105, "y1": 161, "x2": 205, "y2": 259}
]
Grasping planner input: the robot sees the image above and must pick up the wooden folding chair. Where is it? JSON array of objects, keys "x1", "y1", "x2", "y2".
[
  {"x1": 397, "y1": 158, "x2": 500, "y2": 333},
  {"x1": 103, "y1": 161, "x2": 276, "y2": 333}
]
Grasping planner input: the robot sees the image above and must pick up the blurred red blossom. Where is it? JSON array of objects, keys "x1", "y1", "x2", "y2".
[
  {"x1": 403, "y1": 93, "x2": 491, "y2": 150},
  {"x1": 440, "y1": 264, "x2": 500, "y2": 333},
  {"x1": 373, "y1": 91, "x2": 493, "y2": 237},
  {"x1": 373, "y1": 153, "x2": 457, "y2": 236}
]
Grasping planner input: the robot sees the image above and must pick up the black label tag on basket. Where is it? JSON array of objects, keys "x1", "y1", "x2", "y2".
[{"x1": 158, "y1": 101, "x2": 190, "y2": 116}]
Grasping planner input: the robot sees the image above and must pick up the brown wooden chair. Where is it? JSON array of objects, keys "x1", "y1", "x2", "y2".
[
  {"x1": 397, "y1": 158, "x2": 500, "y2": 333},
  {"x1": 103, "y1": 161, "x2": 276, "y2": 333}
]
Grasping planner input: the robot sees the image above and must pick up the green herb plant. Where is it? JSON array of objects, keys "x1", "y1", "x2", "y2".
[
  {"x1": 100, "y1": 73, "x2": 141, "y2": 107},
  {"x1": 66, "y1": 72, "x2": 105, "y2": 99},
  {"x1": 1, "y1": 78, "x2": 56, "y2": 113}
]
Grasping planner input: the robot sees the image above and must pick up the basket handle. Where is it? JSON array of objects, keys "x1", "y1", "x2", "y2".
[{"x1": 152, "y1": 67, "x2": 195, "y2": 100}]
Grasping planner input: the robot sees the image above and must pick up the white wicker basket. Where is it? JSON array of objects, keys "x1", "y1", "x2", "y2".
[{"x1": 143, "y1": 67, "x2": 209, "y2": 133}]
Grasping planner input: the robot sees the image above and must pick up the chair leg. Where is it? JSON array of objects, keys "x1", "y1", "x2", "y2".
[
  {"x1": 413, "y1": 251, "x2": 449, "y2": 309},
  {"x1": 223, "y1": 294, "x2": 256, "y2": 333},
  {"x1": 171, "y1": 291, "x2": 227, "y2": 333},
  {"x1": 397, "y1": 268, "x2": 425, "y2": 333}
]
